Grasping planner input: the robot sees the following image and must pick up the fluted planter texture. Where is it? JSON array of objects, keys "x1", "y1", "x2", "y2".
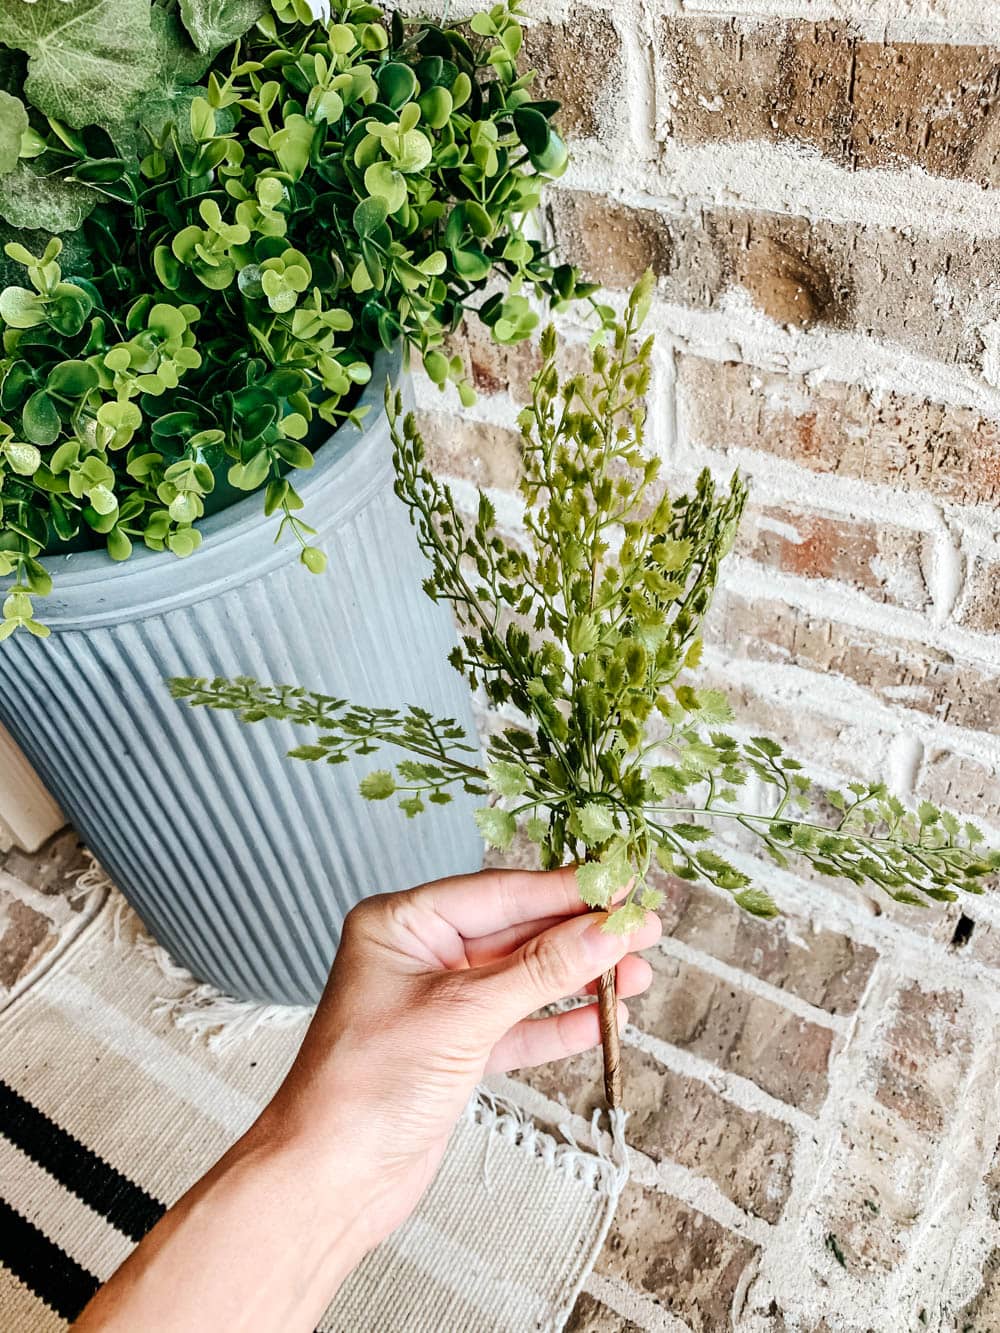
[{"x1": 0, "y1": 352, "x2": 483, "y2": 1004}]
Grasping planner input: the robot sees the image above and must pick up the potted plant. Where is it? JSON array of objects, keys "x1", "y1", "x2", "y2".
[
  {"x1": 174, "y1": 276, "x2": 1000, "y2": 1103},
  {"x1": 0, "y1": 0, "x2": 598, "y2": 1003}
]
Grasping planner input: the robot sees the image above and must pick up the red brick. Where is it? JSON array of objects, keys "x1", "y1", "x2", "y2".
[
  {"x1": 518, "y1": 1044, "x2": 795, "y2": 1222},
  {"x1": 739, "y1": 504, "x2": 931, "y2": 611},
  {"x1": 522, "y1": 14, "x2": 624, "y2": 142},
  {"x1": 872, "y1": 983, "x2": 974, "y2": 1134},
  {"x1": 660, "y1": 18, "x2": 1000, "y2": 187},
  {"x1": 2, "y1": 830, "x2": 88, "y2": 898},
  {"x1": 445, "y1": 319, "x2": 543, "y2": 402},
  {"x1": 960, "y1": 1248, "x2": 1000, "y2": 1330},
  {"x1": 549, "y1": 190, "x2": 1000, "y2": 365},
  {"x1": 918, "y1": 749, "x2": 1000, "y2": 827},
  {"x1": 956, "y1": 556, "x2": 1000, "y2": 634},
  {"x1": 817, "y1": 1106, "x2": 932, "y2": 1273},
  {"x1": 709, "y1": 589, "x2": 1000, "y2": 733},
  {"x1": 654, "y1": 875, "x2": 878, "y2": 1015},
  {"x1": 597, "y1": 1181, "x2": 759, "y2": 1332},
  {"x1": 0, "y1": 899, "x2": 54, "y2": 989},
  {"x1": 678, "y1": 355, "x2": 1000, "y2": 508},
  {"x1": 418, "y1": 412, "x2": 523, "y2": 490},
  {"x1": 545, "y1": 193, "x2": 672, "y2": 292},
  {"x1": 629, "y1": 950, "x2": 834, "y2": 1113},
  {"x1": 565, "y1": 1293, "x2": 641, "y2": 1333}
]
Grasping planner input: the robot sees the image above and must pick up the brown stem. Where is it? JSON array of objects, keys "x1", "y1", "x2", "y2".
[
  {"x1": 581, "y1": 848, "x2": 625, "y2": 1109},
  {"x1": 596, "y1": 960, "x2": 623, "y2": 1109}
]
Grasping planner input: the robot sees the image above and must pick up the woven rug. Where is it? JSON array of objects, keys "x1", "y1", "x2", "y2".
[{"x1": 0, "y1": 872, "x2": 624, "y2": 1332}]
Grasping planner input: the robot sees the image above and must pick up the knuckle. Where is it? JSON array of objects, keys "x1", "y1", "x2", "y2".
[
  {"x1": 383, "y1": 891, "x2": 423, "y2": 939},
  {"x1": 520, "y1": 931, "x2": 572, "y2": 998},
  {"x1": 341, "y1": 892, "x2": 388, "y2": 938}
]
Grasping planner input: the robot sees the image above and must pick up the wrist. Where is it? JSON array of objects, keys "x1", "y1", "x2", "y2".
[{"x1": 226, "y1": 1109, "x2": 381, "y2": 1295}]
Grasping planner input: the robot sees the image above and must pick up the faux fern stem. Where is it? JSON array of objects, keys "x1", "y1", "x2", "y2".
[
  {"x1": 168, "y1": 279, "x2": 1000, "y2": 1109},
  {"x1": 582, "y1": 849, "x2": 623, "y2": 1107},
  {"x1": 596, "y1": 967, "x2": 622, "y2": 1109}
]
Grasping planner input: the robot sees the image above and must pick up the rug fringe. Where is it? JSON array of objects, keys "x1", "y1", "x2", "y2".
[
  {"x1": 130, "y1": 929, "x2": 313, "y2": 1053},
  {"x1": 73, "y1": 855, "x2": 313, "y2": 1052},
  {"x1": 469, "y1": 1087, "x2": 629, "y2": 1200},
  {"x1": 68, "y1": 853, "x2": 115, "y2": 914}
]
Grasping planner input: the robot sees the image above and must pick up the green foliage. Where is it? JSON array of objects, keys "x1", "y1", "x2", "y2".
[
  {"x1": 0, "y1": 0, "x2": 600, "y2": 636},
  {"x1": 170, "y1": 279, "x2": 1000, "y2": 926}
]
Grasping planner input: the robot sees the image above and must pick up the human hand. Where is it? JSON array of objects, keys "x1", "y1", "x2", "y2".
[
  {"x1": 73, "y1": 867, "x2": 660, "y2": 1333},
  {"x1": 258, "y1": 865, "x2": 661, "y2": 1252}
]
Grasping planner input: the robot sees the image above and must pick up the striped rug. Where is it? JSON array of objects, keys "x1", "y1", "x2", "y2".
[{"x1": 0, "y1": 874, "x2": 623, "y2": 1332}]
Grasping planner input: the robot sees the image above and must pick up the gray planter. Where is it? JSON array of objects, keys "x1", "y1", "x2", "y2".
[{"x1": 0, "y1": 351, "x2": 483, "y2": 1004}]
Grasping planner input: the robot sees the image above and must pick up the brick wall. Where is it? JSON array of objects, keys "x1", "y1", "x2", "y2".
[{"x1": 415, "y1": 2, "x2": 1000, "y2": 1328}]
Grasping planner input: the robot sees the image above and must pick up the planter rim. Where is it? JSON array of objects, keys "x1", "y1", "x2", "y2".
[{"x1": 27, "y1": 347, "x2": 401, "y2": 632}]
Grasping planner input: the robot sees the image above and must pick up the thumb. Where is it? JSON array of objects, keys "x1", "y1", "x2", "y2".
[{"x1": 473, "y1": 911, "x2": 634, "y2": 1032}]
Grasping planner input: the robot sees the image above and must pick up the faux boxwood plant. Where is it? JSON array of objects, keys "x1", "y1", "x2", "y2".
[
  {"x1": 173, "y1": 276, "x2": 1000, "y2": 1107},
  {"x1": 0, "y1": 0, "x2": 598, "y2": 636}
]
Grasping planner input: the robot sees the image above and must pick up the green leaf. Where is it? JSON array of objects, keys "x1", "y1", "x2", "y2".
[
  {"x1": 21, "y1": 390, "x2": 61, "y2": 446},
  {"x1": 512, "y1": 106, "x2": 550, "y2": 156},
  {"x1": 0, "y1": 285, "x2": 44, "y2": 329},
  {"x1": 363, "y1": 162, "x2": 406, "y2": 213},
  {"x1": 671, "y1": 822, "x2": 711, "y2": 842},
  {"x1": 287, "y1": 744, "x2": 329, "y2": 761},
  {"x1": 733, "y1": 887, "x2": 780, "y2": 918},
  {"x1": 486, "y1": 760, "x2": 528, "y2": 797},
  {"x1": 270, "y1": 113, "x2": 315, "y2": 180},
  {"x1": 0, "y1": 92, "x2": 28, "y2": 178},
  {"x1": 474, "y1": 805, "x2": 516, "y2": 850},
  {"x1": 576, "y1": 845, "x2": 631, "y2": 908},
  {"x1": 46, "y1": 360, "x2": 99, "y2": 396},
  {"x1": 178, "y1": 0, "x2": 267, "y2": 54},
  {"x1": 605, "y1": 902, "x2": 647, "y2": 935},
  {"x1": 353, "y1": 194, "x2": 389, "y2": 238},
  {"x1": 525, "y1": 815, "x2": 548, "y2": 843},
  {"x1": 107, "y1": 528, "x2": 132, "y2": 561},
  {"x1": 4, "y1": 442, "x2": 41, "y2": 476},
  {"x1": 377, "y1": 62, "x2": 417, "y2": 110},
  {"x1": 694, "y1": 689, "x2": 734, "y2": 725},
  {"x1": 579, "y1": 802, "x2": 615, "y2": 845},
  {"x1": 749, "y1": 736, "x2": 783, "y2": 759},
  {"x1": 359, "y1": 769, "x2": 396, "y2": 800},
  {"x1": 300, "y1": 545, "x2": 326, "y2": 575},
  {"x1": 0, "y1": 0, "x2": 157, "y2": 131},
  {"x1": 0, "y1": 162, "x2": 97, "y2": 233}
]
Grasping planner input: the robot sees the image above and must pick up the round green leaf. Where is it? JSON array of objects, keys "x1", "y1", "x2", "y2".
[
  {"x1": 300, "y1": 544, "x2": 327, "y2": 574},
  {"x1": 376, "y1": 62, "x2": 417, "y2": 110},
  {"x1": 363, "y1": 162, "x2": 406, "y2": 213},
  {"x1": 0, "y1": 92, "x2": 28, "y2": 178},
  {"x1": 46, "y1": 359, "x2": 100, "y2": 396},
  {"x1": 21, "y1": 390, "x2": 61, "y2": 446},
  {"x1": 4, "y1": 442, "x2": 41, "y2": 476},
  {"x1": 107, "y1": 527, "x2": 133, "y2": 561},
  {"x1": 513, "y1": 106, "x2": 550, "y2": 156},
  {"x1": 353, "y1": 194, "x2": 389, "y2": 238}
]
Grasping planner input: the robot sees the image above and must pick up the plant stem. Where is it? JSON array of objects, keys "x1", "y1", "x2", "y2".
[
  {"x1": 585, "y1": 849, "x2": 623, "y2": 1108},
  {"x1": 596, "y1": 965, "x2": 623, "y2": 1109}
]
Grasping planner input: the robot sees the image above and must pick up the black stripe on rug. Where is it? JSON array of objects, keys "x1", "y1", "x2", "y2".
[
  {"x1": 0, "y1": 1080, "x2": 165, "y2": 1241},
  {"x1": 0, "y1": 1197, "x2": 100, "y2": 1321}
]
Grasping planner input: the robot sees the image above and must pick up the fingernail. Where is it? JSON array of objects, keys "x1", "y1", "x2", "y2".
[{"x1": 581, "y1": 917, "x2": 627, "y2": 963}]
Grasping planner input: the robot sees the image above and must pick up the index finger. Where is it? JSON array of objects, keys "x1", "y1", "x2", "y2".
[{"x1": 419, "y1": 866, "x2": 587, "y2": 939}]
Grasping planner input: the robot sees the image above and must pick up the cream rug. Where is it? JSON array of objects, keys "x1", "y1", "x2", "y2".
[{"x1": 0, "y1": 871, "x2": 625, "y2": 1332}]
